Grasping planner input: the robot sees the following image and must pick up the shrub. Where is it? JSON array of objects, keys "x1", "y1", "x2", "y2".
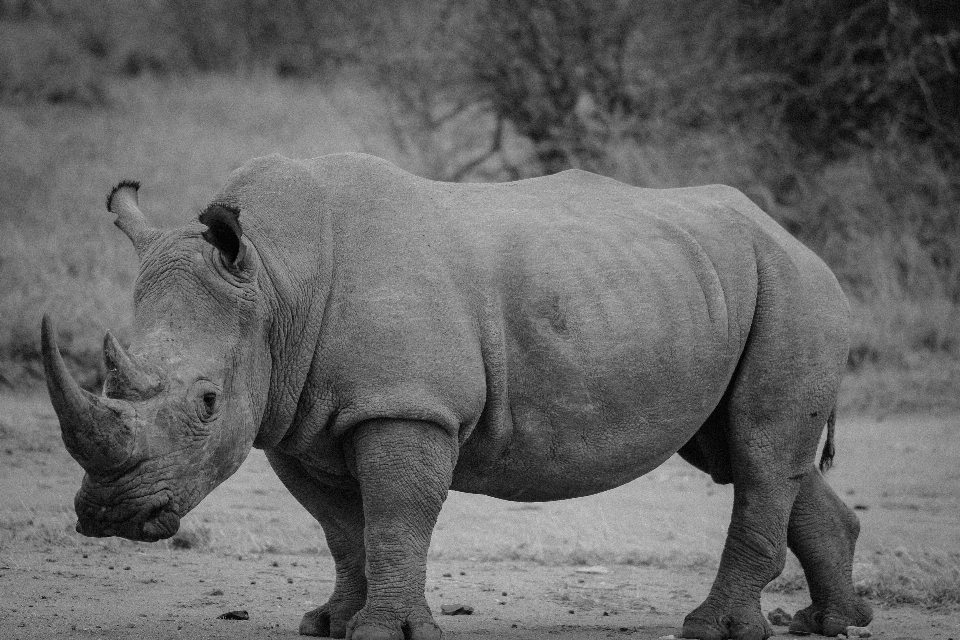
[
  {"x1": 165, "y1": 0, "x2": 345, "y2": 76},
  {"x1": 0, "y1": 19, "x2": 105, "y2": 106},
  {"x1": 461, "y1": 0, "x2": 645, "y2": 175},
  {"x1": 331, "y1": 0, "x2": 506, "y2": 181},
  {"x1": 1, "y1": 0, "x2": 959, "y2": 408},
  {"x1": 732, "y1": 0, "x2": 960, "y2": 160}
]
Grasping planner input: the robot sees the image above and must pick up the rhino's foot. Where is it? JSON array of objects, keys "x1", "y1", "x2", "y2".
[
  {"x1": 682, "y1": 605, "x2": 772, "y2": 640},
  {"x1": 788, "y1": 600, "x2": 873, "y2": 637},
  {"x1": 345, "y1": 605, "x2": 442, "y2": 640},
  {"x1": 299, "y1": 598, "x2": 365, "y2": 638}
]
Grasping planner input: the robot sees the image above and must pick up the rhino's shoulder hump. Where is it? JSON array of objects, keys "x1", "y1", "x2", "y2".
[
  {"x1": 225, "y1": 153, "x2": 410, "y2": 191},
  {"x1": 536, "y1": 167, "x2": 633, "y2": 192},
  {"x1": 306, "y1": 152, "x2": 405, "y2": 172},
  {"x1": 220, "y1": 153, "x2": 308, "y2": 193},
  {"x1": 301, "y1": 152, "x2": 415, "y2": 182},
  {"x1": 237, "y1": 152, "x2": 299, "y2": 175}
]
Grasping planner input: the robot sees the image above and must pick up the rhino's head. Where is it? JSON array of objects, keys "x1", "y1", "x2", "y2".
[{"x1": 42, "y1": 181, "x2": 271, "y2": 542}]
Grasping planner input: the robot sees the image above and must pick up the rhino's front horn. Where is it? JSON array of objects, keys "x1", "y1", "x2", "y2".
[
  {"x1": 41, "y1": 316, "x2": 140, "y2": 476},
  {"x1": 103, "y1": 331, "x2": 164, "y2": 401},
  {"x1": 106, "y1": 180, "x2": 159, "y2": 255}
]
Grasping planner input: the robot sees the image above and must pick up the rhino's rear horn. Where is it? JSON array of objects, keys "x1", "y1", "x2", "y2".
[
  {"x1": 102, "y1": 331, "x2": 164, "y2": 401},
  {"x1": 41, "y1": 316, "x2": 139, "y2": 475},
  {"x1": 107, "y1": 180, "x2": 159, "y2": 255}
]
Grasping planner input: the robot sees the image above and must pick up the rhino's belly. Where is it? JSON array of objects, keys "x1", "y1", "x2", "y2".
[
  {"x1": 448, "y1": 211, "x2": 752, "y2": 500},
  {"x1": 451, "y1": 330, "x2": 738, "y2": 502},
  {"x1": 451, "y1": 399, "x2": 713, "y2": 501},
  {"x1": 452, "y1": 274, "x2": 741, "y2": 498}
]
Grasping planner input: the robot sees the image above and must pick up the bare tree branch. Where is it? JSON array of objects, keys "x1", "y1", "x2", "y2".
[{"x1": 448, "y1": 112, "x2": 506, "y2": 182}]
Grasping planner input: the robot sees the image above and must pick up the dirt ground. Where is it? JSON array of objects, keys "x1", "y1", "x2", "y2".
[{"x1": 2, "y1": 392, "x2": 959, "y2": 639}]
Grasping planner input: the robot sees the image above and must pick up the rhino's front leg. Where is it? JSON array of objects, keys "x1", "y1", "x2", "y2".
[
  {"x1": 346, "y1": 418, "x2": 456, "y2": 640},
  {"x1": 265, "y1": 450, "x2": 367, "y2": 638}
]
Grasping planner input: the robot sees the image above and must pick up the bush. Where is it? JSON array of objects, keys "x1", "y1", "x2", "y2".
[
  {"x1": 1, "y1": 0, "x2": 352, "y2": 83},
  {"x1": 2, "y1": 0, "x2": 959, "y2": 408},
  {"x1": 0, "y1": 19, "x2": 105, "y2": 105},
  {"x1": 462, "y1": 0, "x2": 646, "y2": 174},
  {"x1": 732, "y1": 0, "x2": 960, "y2": 160},
  {"x1": 329, "y1": 0, "x2": 507, "y2": 181},
  {"x1": 165, "y1": 0, "x2": 346, "y2": 76}
]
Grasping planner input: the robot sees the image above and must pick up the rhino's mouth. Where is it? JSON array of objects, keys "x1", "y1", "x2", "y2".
[
  {"x1": 75, "y1": 490, "x2": 181, "y2": 542},
  {"x1": 76, "y1": 505, "x2": 180, "y2": 542}
]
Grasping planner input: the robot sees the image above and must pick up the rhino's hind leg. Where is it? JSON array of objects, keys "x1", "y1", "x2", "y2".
[
  {"x1": 681, "y1": 384, "x2": 828, "y2": 638},
  {"x1": 265, "y1": 451, "x2": 367, "y2": 638},
  {"x1": 787, "y1": 468, "x2": 873, "y2": 636},
  {"x1": 682, "y1": 475, "x2": 799, "y2": 640},
  {"x1": 682, "y1": 247, "x2": 851, "y2": 640}
]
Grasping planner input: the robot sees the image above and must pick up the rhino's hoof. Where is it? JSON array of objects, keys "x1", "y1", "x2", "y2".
[
  {"x1": 299, "y1": 607, "x2": 336, "y2": 637},
  {"x1": 682, "y1": 613, "x2": 772, "y2": 640},
  {"x1": 404, "y1": 622, "x2": 443, "y2": 640},
  {"x1": 788, "y1": 602, "x2": 873, "y2": 637},
  {"x1": 300, "y1": 602, "x2": 358, "y2": 638},
  {"x1": 347, "y1": 623, "x2": 403, "y2": 640},
  {"x1": 346, "y1": 620, "x2": 442, "y2": 640},
  {"x1": 787, "y1": 608, "x2": 818, "y2": 636}
]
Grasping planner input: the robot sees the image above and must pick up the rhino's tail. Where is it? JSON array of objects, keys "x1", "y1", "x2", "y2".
[{"x1": 818, "y1": 406, "x2": 837, "y2": 472}]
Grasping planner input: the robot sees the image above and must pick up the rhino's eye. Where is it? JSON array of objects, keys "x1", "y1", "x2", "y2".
[
  {"x1": 202, "y1": 392, "x2": 218, "y2": 414},
  {"x1": 195, "y1": 388, "x2": 221, "y2": 422},
  {"x1": 190, "y1": 380, "x2": 222, "y2": 423}
]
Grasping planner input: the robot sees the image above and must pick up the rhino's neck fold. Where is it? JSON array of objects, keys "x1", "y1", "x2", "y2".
[{"x1": 249, "y1": 221, "x2": 333, "y2": 452}]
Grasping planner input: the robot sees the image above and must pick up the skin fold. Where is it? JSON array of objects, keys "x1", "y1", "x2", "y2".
[{"x1": 43, "y1": 153, "x2": 872, "y2": 640}]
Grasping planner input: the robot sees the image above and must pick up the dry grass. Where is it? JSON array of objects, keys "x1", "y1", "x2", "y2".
[
  {"x1": 1, "y1": 71, "x2": 959, "y2": 411},
  {"x1": 767, "y1": 551, "x2": 960, "y2": 610},
  {"x1": 0, "y1": 72, "x2": 413, "y2": 389},
  {"x1": 434, "y1": 539, "x2": 717, "y2": 571},
  {"x1": 0, "y1": 509, "x2": 78, "y2": 549},
  {"x1": 166, "y1": 524, "x2": 214, "y2": 551},
  {"x1": 856, "y1": 548, "x2": 960, "y2": 608}
]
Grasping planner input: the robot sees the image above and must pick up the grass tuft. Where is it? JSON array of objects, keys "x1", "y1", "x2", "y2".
[
  {"x1": 856, "y1": 549, "x2": 960, "y2": 608},
  {"x1": 166, "y1": 524, "x2": 213, "y2": 551},
  {"x1": 433, "y1": 540, "x2": 717, "y2": 571},
  {"x1": 766, "y1": 551, "x2": 960, "y2": 609}
]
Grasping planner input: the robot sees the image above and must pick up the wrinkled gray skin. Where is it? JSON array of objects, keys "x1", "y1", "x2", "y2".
[{"x1": 43, "y1": 153, "x2": 873, "y2": 640}]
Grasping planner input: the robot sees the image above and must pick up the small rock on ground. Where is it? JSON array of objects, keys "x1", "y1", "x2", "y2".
[
  {"x1": 440, "y1": 604, "x2": 474, "y2": 616},
  {"x1": 767, "y1": 607, "x2": 793, "y2": 626},
  {"x1": 846, "y1": 626, "x2": 871, "y2": 638},
  {"x1": 216, "y1": 610, "x2": 249, "y2": 621},
  {"x1": 574, "y1": 566, "x2": 610, "y2": 574}
]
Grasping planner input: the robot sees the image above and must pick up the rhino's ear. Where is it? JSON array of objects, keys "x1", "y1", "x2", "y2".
[
  {"x1": 199, "y1": 203, "x2": 248, "y2": 267},
  {"x1": 107, "y1": 180, "x2": 160, "y2": 256}
]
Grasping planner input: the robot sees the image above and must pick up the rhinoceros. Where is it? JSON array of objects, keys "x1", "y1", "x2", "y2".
[{"x1": 42, "y1": 153, "x2": 872, "y2": 640}]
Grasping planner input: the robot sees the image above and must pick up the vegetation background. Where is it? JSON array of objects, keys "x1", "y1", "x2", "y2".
[{"x1": 1, "y1": 0, "x2": 959, "y2": 412}]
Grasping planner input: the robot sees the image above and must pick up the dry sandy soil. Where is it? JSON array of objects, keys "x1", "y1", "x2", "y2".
[{"x1": 2, "y1": 393, "x2": 959, "y2": 639}]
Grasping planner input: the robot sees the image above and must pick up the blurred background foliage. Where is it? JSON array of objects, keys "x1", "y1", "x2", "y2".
[{"x1": 1, "y1": 0, "x2": 959, "y2": 411}]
